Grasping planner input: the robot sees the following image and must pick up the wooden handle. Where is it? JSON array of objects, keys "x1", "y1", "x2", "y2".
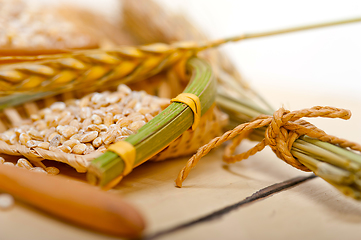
[{"x1": 0, "y1": 164, "x2": 145, "y2": 238}]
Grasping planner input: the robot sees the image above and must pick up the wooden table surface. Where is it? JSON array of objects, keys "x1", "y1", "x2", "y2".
[{"x1": 1, "y1": 0, "x2": 361, "y2": 239}]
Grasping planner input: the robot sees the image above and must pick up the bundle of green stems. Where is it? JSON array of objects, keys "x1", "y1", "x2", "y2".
[{"x1": 217, "y1": 84, "x2": 361, "y2": 199}]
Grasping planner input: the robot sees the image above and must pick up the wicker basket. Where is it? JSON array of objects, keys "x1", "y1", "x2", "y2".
[{"x1": 0, "y1": 69, "x2": 227, "y2": 173}]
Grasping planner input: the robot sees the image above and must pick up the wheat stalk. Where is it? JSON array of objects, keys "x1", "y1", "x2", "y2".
[{"x1": 1, "y1": 16, "x2": 360, "y2": 110}]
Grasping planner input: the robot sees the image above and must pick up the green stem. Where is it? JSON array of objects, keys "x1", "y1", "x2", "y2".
[
  {"x1": 87, "y1": 57, "x2": 216, "y2": 187},
  {"x1": 218, "y1": 88, "x2": 361, "y2": 199}
]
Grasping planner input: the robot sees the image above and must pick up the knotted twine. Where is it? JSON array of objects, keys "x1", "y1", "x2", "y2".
[{"x1": 176, "y1": 106, "x2": 361, "y2": 187}]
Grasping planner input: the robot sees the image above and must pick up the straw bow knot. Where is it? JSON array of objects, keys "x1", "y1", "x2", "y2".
[
  {"x1": 248, "y1": 108, "x2": 340, "y2": 171},
  {"x1": 176, "y1": 106, "x2": 359, "y2": 187}
]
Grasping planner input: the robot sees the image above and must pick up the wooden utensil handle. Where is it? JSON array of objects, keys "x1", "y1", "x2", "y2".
[{"x1": 0, "y1": 164, "x2": 145, "y2": 238}]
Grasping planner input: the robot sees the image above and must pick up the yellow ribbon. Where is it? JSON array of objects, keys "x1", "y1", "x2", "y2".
[
  {"x1": 171, "y1": 93, "x2": 201, "y2": 130},
  {"x1": 103, "y1": 141, "x2": 136, "y2": 190}
]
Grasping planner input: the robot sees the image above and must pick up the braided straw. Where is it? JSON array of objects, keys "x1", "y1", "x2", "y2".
[{"x1": 176, "y1": 106, "x2": 361, "y2": 187}]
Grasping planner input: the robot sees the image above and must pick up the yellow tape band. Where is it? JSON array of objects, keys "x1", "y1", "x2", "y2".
[
  {"x1": 171, "y1": 93, "x2": 201, "y2": 130},
  {"x1": 107, "y1": 141, "x2": 136, "y2": 176},
  {"x1": 102, "y1": 175, "x2": 124, "y2": 191}
]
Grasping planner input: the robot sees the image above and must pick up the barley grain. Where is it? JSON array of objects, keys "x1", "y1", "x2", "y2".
[
  {"x1": 106, "y1": 94, "x2": 120, "y2": 104},
  {"x1": 145, "y1": 113, "x2": 154, "y2": 121},
  {"x1": 102, "y1": 124, "x2": 118, "y2": 145},
  {"x1": 118, "y1": 84, "x2": 132, "y2": 95},
  {"x1": 45, "y1": 128, "x2": 56, "y2": 141},
  {"x1": 79, "y1": 97, "x2": 90, "y2": 108},
  {"x1": 58, "y1": 145, "x2": 72, "y2": 153},
  {"x1": 91, "y1": 114, "x2": 102, "y2": 124},
  {"x1": 72, "y1": 143, "x2": 87, "y2": 154},
  {"x1": 4, "y1": 162, "x2": 15, "y2": 166},
  {"x1": 122, "y1": 108, "x2": 133, "y2": 116},
  {"x1": 80, "y1": 107, "x2": 92, "y2": 119},
  {"x1": 0, "y1": 85, "x2": 170, "y2": 157},
  {"x1": 115, "y1": 136, "x2": 127, "y2": 142},
  {"x1": 106, "y1": 106, "x2": 123, "y2": 115},
  {"x1": 92, "y1": 137, "x2": 103, "y2": 148},
  {"x1": 129, "y1": 114, "x2": 145, "y2": 122},
  {"x1": 49, "y1": 146, "x2": 59, "y2": 152},
  {"x1": 138, "y1": 107, "x2": 152, "y2": 115},
  {"x1": 40, "y1": 109, "x2": 52, "y2": 118},
  {"x1": 92, "y1": 110, "x2": 106, "y2": 117},
  {"x1": 70, "y1": 133, "x2": 81, "y2": 140},
  {"x1": 30, "y1": 167, "x2": 47, "y2": 173},
  {"x1": 79, "y1": 131, "x2": 98, "y2": 143},
  {"x1": 60, "y1": 126, "x2": 78, "y2": 138},
  {"x1": 50, "y1": 102, "x2": 66, "y2": 112},
  {"x1": 84, "y1": 143, "x2": 95, "y2": 154},
  {"x1": 46, "y1": 167, "x2": 60, "y2": 175},
  {"x1": 35, "y1": 120, "x2": 47, "y2": 131},
  {"x1": 14, "y1": 128, "x2": 24, "y2": 136},
  {"x1": 113, "y1": 114, "x2": 125, "y2": 122},
  {"x1": 116, "y1": 118, "x2": 132, "y2": 127},
  {"x1": 19, "y1": 133, "x2": 31, "y2": 145},
  {"x1": 128, "y1": 121, "x2": 146, "y2": 132},
  {"x1": 38, "y1": 142, "x2": 50, "y2": 150},
  {"x1": 81, "y1": 118, "x2": 92, "y2": 129},
  {"x1": 96, "y1": 146, "x2": 107, "y2": 153},
  {"x1": 126, "y1": 98, "x2": 137, "y2": 109},
  {"x1": 63, "y1": 139, "x2": 80, "y2": 148},
  {"x1": 28, "y1": 129, "x2": 44, "y2": 140},
  {"x1": 104, "y1": 113, "x2": 113, "y2": 127},
  {"x1": 91, "y1": 93, "x2": 105, "y2": 104},
  {"x1": 59, "y1": 112, "x2": 74, "y2": 125},
  {"x1": 16, "y1": 158, "x2": 33, "y2": 170},
  {"x1": 49, "y1": 135, "x2": 61, "y2": 147},
  {"x1": 69, "y1": 119, "x2": 81, "y2": 129},
  {"x1": 30, "y1": 114, "x2": 40, "y2": 121},
  {"x1": 121, "y1": 127, "x2": 134, "y2": 136}
]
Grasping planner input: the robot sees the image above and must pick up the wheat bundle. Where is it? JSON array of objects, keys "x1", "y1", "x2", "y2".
[{"x1": 0, "y1": 0, "x2": 360, "y2": 200}]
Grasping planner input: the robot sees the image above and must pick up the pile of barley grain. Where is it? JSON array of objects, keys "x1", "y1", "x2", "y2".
[
  {"x1": 0, "y1": 84, "x2": 170, "y2": 155},
  {"x1": 0, "y1": 0, "x2": 96, "y2": 49}
]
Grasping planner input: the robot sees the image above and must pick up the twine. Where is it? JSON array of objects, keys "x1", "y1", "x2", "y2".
[{"x1": 175, "y1": 106, "x2": 361, "y2": 187}]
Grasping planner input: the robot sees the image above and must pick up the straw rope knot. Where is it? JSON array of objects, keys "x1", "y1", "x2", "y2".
[{"x1": 176, "y1": 106, "x2": 360, "y2": 187}]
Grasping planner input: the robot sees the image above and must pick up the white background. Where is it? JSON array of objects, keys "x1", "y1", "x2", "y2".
[{"x1": 156, "y1": 0, "x2": 361, "y2": 100}]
